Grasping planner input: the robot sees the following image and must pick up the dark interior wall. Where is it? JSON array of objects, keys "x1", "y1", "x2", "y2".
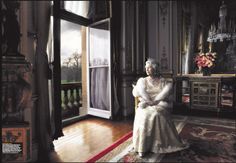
[
  {"x1": 118, "y1": 1, "x2": 148, "y2": 117},
  {"x1": 148, "y1": 1, "x2": 158, "y2": 60}
]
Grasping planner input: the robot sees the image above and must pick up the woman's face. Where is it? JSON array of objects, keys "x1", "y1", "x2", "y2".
[{"x1": 145, "y1": 65, "x2": 155, "y2": 76}]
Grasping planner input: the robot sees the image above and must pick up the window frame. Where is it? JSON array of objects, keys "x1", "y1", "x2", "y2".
[{"x1": 52, "y1": 1, "x2": 92, "y2": 128}]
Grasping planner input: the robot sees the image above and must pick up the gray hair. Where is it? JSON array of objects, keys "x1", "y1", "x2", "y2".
[{"x1": 145, "y1": 58, "x2": 160, "y2": 77}]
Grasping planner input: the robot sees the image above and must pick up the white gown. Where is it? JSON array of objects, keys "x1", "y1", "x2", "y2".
[{"x1": 132, "y1": 77, "x2": 188, "y2": 154}]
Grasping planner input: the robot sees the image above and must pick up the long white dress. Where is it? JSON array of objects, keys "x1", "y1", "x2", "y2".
[{"x1": 132, "y1": 77, "x2": 188, "y2": 154}]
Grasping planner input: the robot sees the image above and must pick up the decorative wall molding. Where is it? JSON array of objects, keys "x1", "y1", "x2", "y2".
[
  {"x1": 160, "y1": 46, "x2": 168, "y2": 70},
  {"x1": 159, "y1": 1, "x2": 168, "y2": 27},
  {"x1": 136, "y1": 1, "x2": 147, "y2": 74},
  {"x1": 125, "y1": 1, "x2": 134, "y2": 73},
  {"x1": 158, "y1": 1, "x2": 172, "y2": 73},
  {"x1": 148, "y1": 1, "x2": 178, "y2": 75}
]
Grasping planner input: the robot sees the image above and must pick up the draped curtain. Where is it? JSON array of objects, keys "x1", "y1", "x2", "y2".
[
  {"x1": 32, "y1": 1, "x2": 55, "y2": 161},
  {"x1": 87, "y1": 0, "x2": 110, "y2": 21},
  {"x1": 47, "y1": 15, "x2": 56, "y2": 139},
  {"x1": 90, "y1": 68, "x2": 110, "y2": 110},
  {"x1": 110, "y1": 0, "x2": 121, "y2": 118},
  {"x1": 182, "y1": 1, "x2": 198, "y2": 74}
]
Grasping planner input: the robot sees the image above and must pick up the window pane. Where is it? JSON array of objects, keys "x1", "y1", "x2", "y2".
[
  {"x1": 63, "y1": 1, "x2": 89, "y2": 19},
  {"x1": 89, "y1": 21, "x2": 110, "y2": 66},
  {"x1": 88, "y1": 20, "x2": 111, "y2": 111},
  {"x1": 61, "y1": 20, "x2": 82, "y2": 83}
]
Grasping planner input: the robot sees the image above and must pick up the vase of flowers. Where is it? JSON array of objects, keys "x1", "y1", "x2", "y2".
[
  {"x1": 194, "y1": 52, "x2": 217, "y2": 76},
  {"x1": 202, "y1": 66, "x2": 210, "y2": 76}
]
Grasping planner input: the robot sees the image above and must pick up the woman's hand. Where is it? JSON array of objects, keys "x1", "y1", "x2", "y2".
[
  {"x1": 138, "y1": 100, "x2": 159, "y2": 108},
  {"x1": 146, "y1": 100, "x2": 160, "y2": 106},
  {"x1": 138, "y1": 101, "x2": 148, "y2": 108},
  {"x1": 138, "y1": 100, "x2": 153, "y2": 108}
]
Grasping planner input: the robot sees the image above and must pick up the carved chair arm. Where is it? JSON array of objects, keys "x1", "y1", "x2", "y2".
[{"x1": 135, "y1": 96, "x2": 139, "y2": 110}]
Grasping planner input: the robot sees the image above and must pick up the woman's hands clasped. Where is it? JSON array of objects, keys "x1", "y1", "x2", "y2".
[{"x1": 138, "y1": 100, "x2": 160, "y2": 108}]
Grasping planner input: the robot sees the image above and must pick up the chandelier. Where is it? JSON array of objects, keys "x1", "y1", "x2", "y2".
[{"x1": 207, "y1": 1, "x2": 236, "y2": 42}]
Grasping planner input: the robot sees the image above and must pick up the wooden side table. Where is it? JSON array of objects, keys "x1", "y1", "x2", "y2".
[{"x1": 174, "y1": 74, "x2": 236, "y2": 117}]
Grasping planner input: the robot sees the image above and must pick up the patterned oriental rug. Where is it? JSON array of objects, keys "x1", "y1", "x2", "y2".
[{"x1": 86, "y1": 116, "x2": 236, "y2": 163}]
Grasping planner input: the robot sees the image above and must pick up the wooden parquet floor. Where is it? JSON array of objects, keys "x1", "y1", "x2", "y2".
[{"x1": 49, "y1": 116, "x2": 133, "y2": 162}]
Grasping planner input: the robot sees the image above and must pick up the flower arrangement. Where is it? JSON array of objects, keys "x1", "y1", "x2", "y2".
[{"x1": 194, "y1": 52, "x2": 217, "y2": 68}]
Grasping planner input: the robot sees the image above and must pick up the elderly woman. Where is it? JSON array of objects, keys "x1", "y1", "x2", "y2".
[{"x1": 132, "y1": 58, "x2": 188, "y2": 157}]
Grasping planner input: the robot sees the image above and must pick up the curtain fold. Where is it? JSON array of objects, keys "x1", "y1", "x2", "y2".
[
  {"x1": 47, "y1": 15, "x2": 56, "y2": 140},
  {"x1": 33, "y1": 1, "x2": 54, "y2": 161},
  {"x1": 110, "y1": 0, "x2": 121, "y2": 119},
  {"x1": 90, "y1": 67, "x2": 110, "y2": 110},
  {"x1": 87, "y1": 1, "x2": 110, "y2": 21}
]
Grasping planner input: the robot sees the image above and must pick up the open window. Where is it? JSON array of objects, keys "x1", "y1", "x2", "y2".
[
  {"x1": 51, "y1": 1, "x2": 112, "y2": 125},
  {"x1": 87, "y1": 19, "x2": 112, "y2": 119}
]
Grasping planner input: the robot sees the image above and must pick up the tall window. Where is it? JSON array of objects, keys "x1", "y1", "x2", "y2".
[
  {"x1": 50, "y1": 1, "x2": 112, "y2": 127},
  {"x1": 46, "y1": 1, "x2": 114, "y2": 147},
  {"x1": 50, "y1": 1, "x2": 91, "y2": 125}
]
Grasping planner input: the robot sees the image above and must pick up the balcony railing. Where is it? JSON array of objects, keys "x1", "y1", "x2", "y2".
[{"x1": 61, "y1": 82, "x2": 82, "y2": 120}]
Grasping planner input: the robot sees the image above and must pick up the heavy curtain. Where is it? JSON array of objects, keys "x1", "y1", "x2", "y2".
[
  {"x1": 32, "y1": 1, "x2": 55, "y2": 161},
  {"x1": 110, "y1": 0, "x2": 121, "y2": 118},
  {"x1": 90, "y1": 67, "x2": 110, "y2": 110},
  {"x1": 87, "y1": 0, "x2": 110, "y2": 21}
]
